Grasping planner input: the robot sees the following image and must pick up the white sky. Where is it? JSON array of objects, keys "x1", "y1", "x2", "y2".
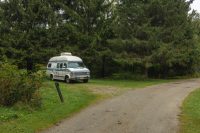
[
  {"x1": 190, "y1": 0, "x2": 200, "y2": 13},
  {"x1": 0, "y1": 0, "x2": 199, "y2": 13}
]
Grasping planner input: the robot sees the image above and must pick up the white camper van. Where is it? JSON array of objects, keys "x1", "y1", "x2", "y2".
[{"x1": 46, "y1": 52, "x2": 90, "y2": 83}]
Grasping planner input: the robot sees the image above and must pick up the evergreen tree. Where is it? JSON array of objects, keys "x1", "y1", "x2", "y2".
[
  {"x1": 0, "y1": 0, "x2": 56, "y2": 72},
  {"x1": 113, "y1": 0, "x2": 157, "y2": 77},
  {"x1": 112, "y1": 0, "x2": 199, "y2": 77},
  {"x1": 0, "y1": 0, "x2": 199, "y2": 78},
  {"x1": 54, "y1": 0, "x2": 115, "y2": 77},
  {"x1": 149, "y1": 0, "x2": 200, "y2": 77}
]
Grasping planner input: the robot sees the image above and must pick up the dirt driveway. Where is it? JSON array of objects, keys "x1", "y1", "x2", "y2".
[{"x1": 42, "y1": 79, "x2": 200, "y2": 133}]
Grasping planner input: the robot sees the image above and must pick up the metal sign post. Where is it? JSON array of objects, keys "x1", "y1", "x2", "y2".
[{"x1": 55, "y1": 82, "x2": 64, "y2": 103}]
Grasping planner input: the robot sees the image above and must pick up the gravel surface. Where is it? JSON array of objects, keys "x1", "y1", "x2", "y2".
[{"x1": 42, "y1": 79, "x2": 200, "y2": 133}]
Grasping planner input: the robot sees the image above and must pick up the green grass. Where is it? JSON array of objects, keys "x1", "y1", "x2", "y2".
[
  {"x1": 180, "y1": 88, "x2": 200, "y2": 133},
  {"x1": 0, "y1": 79, "x2": 173, "y2": 133},
  {"x1": 0, "y1": 81, "x2": 99, "y2": 133},
  {"x1": 89, "y1": 79, "x2": 173, "y2": 88}
]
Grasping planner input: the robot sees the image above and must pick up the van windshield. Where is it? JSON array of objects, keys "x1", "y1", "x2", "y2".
[{"x1": 68, "y1": 61, "x2": 85, "y2": 68}]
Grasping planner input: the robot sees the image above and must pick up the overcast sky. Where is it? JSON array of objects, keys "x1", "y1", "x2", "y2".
[
  {"x1": 0, "y1": 0, "x2": 199, "y2": 13},
  {"x1": 190, "y1": 0, "x2": 200, "y2": 13}
]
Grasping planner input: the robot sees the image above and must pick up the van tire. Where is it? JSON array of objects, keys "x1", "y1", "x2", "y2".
[
  {"x1": 50, "y1": 74, "x2": 54, "y2": 81},
  {"x1": 65, "y1": 76, "x2": 71, "y2": 83},
  {"x1": 83, "y1": 79, "x2": 88, "y2": 83}
]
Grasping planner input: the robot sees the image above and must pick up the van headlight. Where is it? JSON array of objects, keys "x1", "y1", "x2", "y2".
[
  {"x1": 86, "y1": 72, "x2": 90, "y2": 75},
  {"x1": 70, "y1": 72, "x2": 74, "y2": 77}
]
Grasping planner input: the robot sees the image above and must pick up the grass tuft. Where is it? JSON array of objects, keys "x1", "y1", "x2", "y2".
[{"x1": 180, "y1": 88, "x2": 200, "y2": 133}]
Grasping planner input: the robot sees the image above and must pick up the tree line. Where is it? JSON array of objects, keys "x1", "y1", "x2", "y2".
[{"x1": 0, "y1": 0, "x2": 200, "y2": 78}]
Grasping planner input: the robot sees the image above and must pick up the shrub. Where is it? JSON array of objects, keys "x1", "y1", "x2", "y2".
[
  {"x1": 35, "y1": 64, "x2": 46, "y2": 71},
  {"x1": 0, "y1": 62, "x2": 42, "y2": 107}
]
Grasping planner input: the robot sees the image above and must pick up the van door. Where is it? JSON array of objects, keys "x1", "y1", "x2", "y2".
[
  {"x1": 59, "y1": 63, "x2": 65, "y2": 80},
  {"x1": 62, "y1": 63, "x2": 68, "y2": 78},
  {"x1": 54, "y1": 63, "x2": 60, "y2": 79}
]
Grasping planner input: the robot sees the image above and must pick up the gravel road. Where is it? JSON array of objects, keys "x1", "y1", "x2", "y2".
[{"x1": 42, "y1": 79, "x2": 200, "y2": 133}]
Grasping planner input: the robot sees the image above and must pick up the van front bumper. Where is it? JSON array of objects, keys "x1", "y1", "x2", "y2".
[{"x1": 70, "y1": 75, "x2": 90, "y2": 80}]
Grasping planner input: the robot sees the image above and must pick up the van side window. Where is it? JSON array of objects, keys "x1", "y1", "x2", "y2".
[
  {"x1": 63, "y1": 63, "x2": 67, "y2": 68},
  {"x1": 57, "y1": 63, "x2": 60, "y2": 68},
  {"x1": 48, "y1": 63, "x2": 51, "y2": 68},
  {"x1": 60, "y1": 63, "x2": 63, "y2": 68}
]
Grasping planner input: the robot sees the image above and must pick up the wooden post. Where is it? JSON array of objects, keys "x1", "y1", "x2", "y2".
[{"x1": 55, "y1": 82, "x2": 64, "y2": 103}]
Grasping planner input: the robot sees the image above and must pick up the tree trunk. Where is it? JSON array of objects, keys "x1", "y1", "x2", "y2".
[
  {"x1": 145, "y1": 67, "x2": 148, "y2": 78},
  {"x1": 144, "y1": 62, "x2": 148, "y2": 78},
  {"x1": 26, "y1": 58, "x2": 34, "y2": 74},
  {"x1": 101, "y1": 55, "x2": 106, "y2": 78}
]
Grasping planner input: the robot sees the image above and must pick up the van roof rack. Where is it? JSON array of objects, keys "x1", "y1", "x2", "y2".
[{"x1": 61, "y1": 52, "x2": 72, "y2": 56}]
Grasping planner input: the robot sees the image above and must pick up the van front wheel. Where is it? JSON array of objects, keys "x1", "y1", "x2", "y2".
[
  {"x1": 65, "y1": 76, "x2": 71, "y2": 83},
  {"x1": 83, "y1": 79, "x2": 88, "y2": 83}
]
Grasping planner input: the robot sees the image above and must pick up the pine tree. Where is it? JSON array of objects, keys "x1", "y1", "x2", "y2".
[
  {"x1": 112, "y1": 0, "x2": 199, "y2": 77},
  {"x1": 113, "y1": 0, "x2": 155, "y2": 77},
  {"x1": 0, "y1": 0, "x2": 56, "y2": 72},
  {"x1": 54, "y1": 0, "x2": 115, "y2": 77},
  {"x1": 149, "y1": 0, "x2": 200, "y2": 77}
]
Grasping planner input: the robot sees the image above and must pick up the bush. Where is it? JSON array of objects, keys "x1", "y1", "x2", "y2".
[{"x1": 0, "y1": 62, "x2": 42, "y2": 107}]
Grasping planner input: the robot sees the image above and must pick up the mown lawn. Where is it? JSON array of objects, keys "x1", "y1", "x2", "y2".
[
  {"x1": 0, "y1": 79, "x2": 172, "y2": 133},
  {"x1": 90, "y1": 79, "x2": 172, "y2": 88},
  {"x1": 180, "y1": 88, "x2": 200, "y2": 133}
]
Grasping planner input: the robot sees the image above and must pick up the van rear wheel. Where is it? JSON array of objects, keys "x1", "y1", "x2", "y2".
[{"x1": 50, "y1": 74, "x2": 54, "y2": 81}]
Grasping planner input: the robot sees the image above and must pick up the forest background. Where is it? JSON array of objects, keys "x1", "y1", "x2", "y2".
[{"x1": 0, "y1": 0, "x2": 200, "y2": 79}]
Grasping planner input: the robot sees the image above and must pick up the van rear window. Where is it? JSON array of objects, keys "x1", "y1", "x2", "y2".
[{"x1": 48, "y1": 63, "x2": 51, "y2": 68}]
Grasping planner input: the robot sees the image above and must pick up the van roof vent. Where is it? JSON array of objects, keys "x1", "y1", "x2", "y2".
[{"x1": 61, "y1": 52, "x2": 72, "y2": 56}]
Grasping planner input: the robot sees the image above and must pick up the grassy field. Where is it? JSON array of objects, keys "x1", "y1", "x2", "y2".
[
  {"x1": 89, "y1": 79, "x2": 172, "y2": 88},
  {"x1": 0, "y1": 79, "x2": 172, "y2": 133},
  {"x1": 180, "y1": 88, "x2": 200, "y2": 133}
]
